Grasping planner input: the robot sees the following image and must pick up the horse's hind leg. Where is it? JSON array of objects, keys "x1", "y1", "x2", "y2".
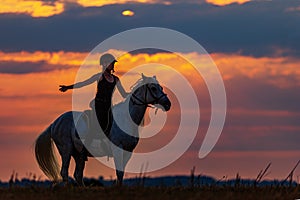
[
  {"x1": 60, "y1": 153, "x2": 71, "y2": 183},
  {"x1": 73, "y1": 152, "x2": 86, "y2": 186}
]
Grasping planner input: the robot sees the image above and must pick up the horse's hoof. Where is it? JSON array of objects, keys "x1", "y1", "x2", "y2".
[
  {"x1": 52, "y1": 181, "x2": 69, "y2": 190},
  {"x1": 75, "y1": 181, "x2": 85, "y2": 187}
]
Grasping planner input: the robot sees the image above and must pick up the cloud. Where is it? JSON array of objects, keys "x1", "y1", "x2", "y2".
[
  {"x1": 206, "y1": 0, "x2": 250, "y2": 6},
  {"x1": 75, "y1": 0, "x2": 172, "y2": 7},
  {"x1": 0, "y1": 51, "x2": 86, "y2": 74},
  {"x1": 286, "y1": 5, "x2": 300, "y2": 12},
  {"x1": 1, "y1": 51, "x2": 300, "y2": 114},
  {"x1": 0, "y1": 60, "x2": 65, "y2": 74},
  {"x1": 212, "y1": 54, "x2": 300, "y2": 112},
  {"x1": 0, "y1": 0, "x2": 199, "y2": 17},
  {"x1": 0, "y1": 0, "x2": 64, "y2": 17},
  {"x1": 213, "y1": 53, "x2": 300, "y2": 87},
  {"x1": 0, "y1": 48, "x2": 299, "y2": 180},
  {"x1": 217, "y1": 123, "x2": 300, "y2": 151},
  {"x1": 0, "y1": 0, "x2": 299, "y2": 57},
  {"x1": 225, "y1": 75, "x2": 300, "y2": 112}
]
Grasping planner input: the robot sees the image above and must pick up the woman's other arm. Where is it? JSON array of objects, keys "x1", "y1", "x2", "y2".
[{"x1": 115, "y1": 77, "x2": 129, "y2": 98}]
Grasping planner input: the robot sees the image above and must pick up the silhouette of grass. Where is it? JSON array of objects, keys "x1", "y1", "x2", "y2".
[
  {"x1": 0, "y1": 185, "x2": 300, "y2": 200},
  {"x1": 2, "y1": 162, "x2": 300, "y2": 200}
]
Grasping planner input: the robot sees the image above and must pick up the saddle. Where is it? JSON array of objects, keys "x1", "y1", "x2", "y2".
[{"x1": 71, "y1": 109, "x2": 112, "y2": 157}]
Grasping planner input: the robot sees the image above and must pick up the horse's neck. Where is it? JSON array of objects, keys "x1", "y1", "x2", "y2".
[{"x1": 128, "y1": 97, "x2": 147, "y2": 126}]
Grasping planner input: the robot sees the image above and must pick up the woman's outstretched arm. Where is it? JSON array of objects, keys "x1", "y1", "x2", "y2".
[{"x1": 59, "y1": 73, "x2": 100, "y2": 92}]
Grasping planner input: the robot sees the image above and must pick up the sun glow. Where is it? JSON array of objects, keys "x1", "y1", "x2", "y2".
[{"x1": 122, "y1": 10, "x2": 135, "y2": 17}]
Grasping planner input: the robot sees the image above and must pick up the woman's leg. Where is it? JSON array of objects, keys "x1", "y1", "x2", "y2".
[
  {"x1": 95, "y1": 100, "x2": 111, "y2": 136},
  {"x1": 95, "y1": 100, "x2": 112, "y2": 154}
]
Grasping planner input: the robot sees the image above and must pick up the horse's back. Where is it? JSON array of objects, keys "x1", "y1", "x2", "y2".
[{"x1": 50, "y1": 111, "x2": 82, "y2": 145}]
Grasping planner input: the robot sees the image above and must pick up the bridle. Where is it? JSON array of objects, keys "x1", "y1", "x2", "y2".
[{"x1": 130, "y1": 84, "x2": 167, "y2": 107}]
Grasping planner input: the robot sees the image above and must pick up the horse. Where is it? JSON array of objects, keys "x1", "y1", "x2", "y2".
[{"x1": 34, "y1": 74, "x2": 171, "y2": 186}]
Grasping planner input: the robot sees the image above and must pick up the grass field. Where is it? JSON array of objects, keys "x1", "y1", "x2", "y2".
[{"x1": 1, "y1": 185, "x2": 300, "y2": 200}]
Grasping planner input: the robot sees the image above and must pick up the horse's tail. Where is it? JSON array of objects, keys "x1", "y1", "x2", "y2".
[{"x1": 34, "y1": 125, "x2": 61, "y2": 182}]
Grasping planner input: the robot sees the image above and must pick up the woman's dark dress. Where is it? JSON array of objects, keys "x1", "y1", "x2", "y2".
[{"x1": 95, "y1": 74, "x2": 117, "y2": 137}]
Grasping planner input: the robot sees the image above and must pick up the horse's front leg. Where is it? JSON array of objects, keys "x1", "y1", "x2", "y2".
[
  {"x1": 112, "y1": 145, "x2": 125, "y2": 185},
  {"x1": 119, "y1": 151, "x2": 132, "y2": 183},
  {"x1": 112, "y1": 146, "x2": 133, "y2": 185}
]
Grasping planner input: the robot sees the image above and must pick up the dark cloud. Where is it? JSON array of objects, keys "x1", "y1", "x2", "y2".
[
  {"x1": 129, "y1": 48, "x2": 170, "y2": 55},
  {"x1": 189, "y1": 111, "x2": 300, "y2": 152},
  {"x1": 0, "y1": 0, "x2": 299, "y2": 57},
  {"x1": 206, "y1": 73, "x2": 300, "y2": 151},
  {"x1": 0, "y1": 61, "x2": 71, "y2": 74},
  {"x1": 225, "y1": 75, "x2": 300, "y2": 112},
  {"x1": 215, "y1": 125, "x2": 300, "y2": 151},
  {"x1": 40, "y1": 0, "x2": 57, "y2": 5}
]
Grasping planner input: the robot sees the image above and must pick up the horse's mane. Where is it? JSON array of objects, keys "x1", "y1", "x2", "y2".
[
  {"x1": 113, "y1": 78, "x2": 143, "y2": 108},
  {"x1": 113, "y1": 75, "x2": 157, "y2": 127},
  {"x1": 129, "y1": 75, "x2": 158, "y2": 92},
  {"x1": 113, "y1": 75, "x2": 157, "y2": 108},
  {"x1": 129, "y1": 78, "x2": 144, "y2": 93}
]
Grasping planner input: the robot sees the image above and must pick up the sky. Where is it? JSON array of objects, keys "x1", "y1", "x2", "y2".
[{"x1": 0, "y1": 0, "x2": 300, "y2": 182}]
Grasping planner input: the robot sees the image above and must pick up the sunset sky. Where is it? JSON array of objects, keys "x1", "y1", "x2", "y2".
[{"x1": 0, "y1": 0, "x2": 300, "y2": 182}]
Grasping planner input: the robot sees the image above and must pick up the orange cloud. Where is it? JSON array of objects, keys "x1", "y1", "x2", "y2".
[
  {"x1": 211, "y1": 53, "x2": 300, "y2": 88},
  {"x1": 0, "y1": 0, "x2": 256, "y2": 18},
  {"x1": 0, "y1": 0, "x2": 64, "y2": 17},
  {"x1": 206, "y1": 0, "x2": 250, "y2": 6},
  {"x1": 1, "y1": 50, "x2": 300, "y2": 83},
  {"x1": 1, "y1": 50, "x2": 300, "y2": 89},
  {"x1": 0, "y1": 51, "x2": 87, "y2": 66},
  {"x1": 0, "y1": 0, "x2": 175, "y2": 17},
  {"x1": 76, "y1": 0, "x2": 169, "y2": 7}
]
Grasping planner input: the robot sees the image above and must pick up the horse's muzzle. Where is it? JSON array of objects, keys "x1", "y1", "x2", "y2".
[{"x1": 158, "y1": 96, "x2": 171, "y2": 111}]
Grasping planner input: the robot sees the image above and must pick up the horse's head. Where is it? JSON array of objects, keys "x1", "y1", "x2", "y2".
[{"x1": 131, "y1": 74, "x2": 171, "y2": 111}]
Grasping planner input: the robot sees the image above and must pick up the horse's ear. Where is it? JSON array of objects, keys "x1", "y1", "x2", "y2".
[
  {"x1": 142, "y1": 73, "x2": 146, "y2": 80},
  {"x1": 153, "y1": 75, "x2": 157, "y2": 79}
]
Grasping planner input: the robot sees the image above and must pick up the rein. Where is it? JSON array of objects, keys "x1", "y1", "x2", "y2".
[{"x1": 130, "y1": 84, "x2": 166, "y2": 108}]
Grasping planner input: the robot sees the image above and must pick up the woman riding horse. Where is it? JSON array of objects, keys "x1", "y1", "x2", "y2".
[
  {"x1": 35, "y1": 74, "x2": 171, "y2": 185},
  {"x1": 59, "y1": 53, "x2": 129, "y2": 159}
]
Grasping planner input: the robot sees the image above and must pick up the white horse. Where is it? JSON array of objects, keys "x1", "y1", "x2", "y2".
[{"x1": 34, "y1": 74, "x2": 171, "y2": 186}]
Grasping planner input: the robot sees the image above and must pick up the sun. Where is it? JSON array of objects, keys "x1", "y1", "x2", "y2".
[{"x1": 122, "y1": 10, "x2": 135, "y2": 17}]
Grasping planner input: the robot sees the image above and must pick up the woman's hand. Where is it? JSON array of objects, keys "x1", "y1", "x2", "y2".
[{"x1": 59, "y1": 85, "x2": 69, "y2": 92}]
